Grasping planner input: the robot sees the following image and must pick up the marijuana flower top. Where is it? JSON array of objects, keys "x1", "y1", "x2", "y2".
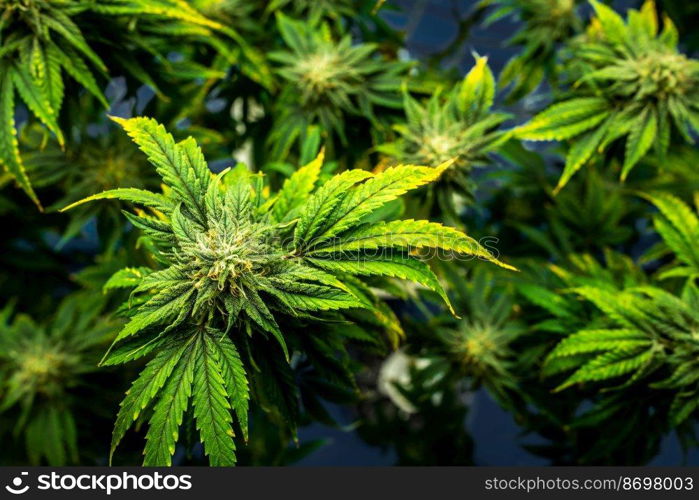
[
  {"x1": 64, "y1": 116, "x2": 513, "y2": 466},
  {"x1": 515, "y1": 0, "x2": 699, "y2": 191},
  {"x1": 378, "y1": 56, "x2": 510, "y2": 218},
  {"x1": 268, "y1": 13, "x2": 410, "y2": 157}
]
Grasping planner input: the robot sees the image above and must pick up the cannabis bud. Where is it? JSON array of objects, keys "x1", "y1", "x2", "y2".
[{"x1": 63, "y1": 116, "x2": 513, "y2": 466}]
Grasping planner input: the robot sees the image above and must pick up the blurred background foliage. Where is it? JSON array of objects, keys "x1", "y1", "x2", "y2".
[{"x1": 1, "y1": 0, "x2": 698, "y2": 465}]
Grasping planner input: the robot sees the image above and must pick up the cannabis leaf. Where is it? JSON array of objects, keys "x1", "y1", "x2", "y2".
[
  {"x1": 641, "y1": 192, "x2": 699, "y2": 281},
  {"x1": 515, "y1": 0, "x2": 699, "y2": 191},
  {"x1": 63, "y1": 116, "x2": 513, "y2": 466}
]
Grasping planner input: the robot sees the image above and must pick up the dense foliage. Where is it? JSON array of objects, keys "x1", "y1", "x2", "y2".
[{"x1": 1, "y1": 0, "x2": 697, "y2": 466}]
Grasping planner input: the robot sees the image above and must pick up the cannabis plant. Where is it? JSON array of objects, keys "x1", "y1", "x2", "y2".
[
  {"x1": 511, "y1": 251, "x2": 666, "y2": 464},
  {"x1": 516, "y1": 166, "x2": 639, "y2": 260},
  {"x1": 515, "y1": 0, "x2": 699, "y2": 191},
  {"x1": 482, "y1": 0, "x2": 582, "y2": 100},
  {"x1": 0, "y1": 0, "x2": 238, "y2": 205},
  {"x1": 186, "y1": 0, "x2": 380, "y2": 101},
  {"x1": 63, "y1": 116, "x2": 513, "y2": 466},
  {"x1": 0, "y1": 293, "x2": 119, "y2": 465},
  {"x1": 516, "y1": 197, "x2": 699, "y2": 460},
  {"x1": 408, "y1": 268, "x2": 525, "y2": 404},
  {"x1": 358, "y1": 268, "x2": 525, "y2": 463},
  {"x1": 377, "y1": 56, "x2": 510, "y2": 218},
  {"x1": 546, "y1": 284, "x2": 699, "y2": 435},
  {"x1": 642, "y1": 192, "x2": 699, "y2": 282},
  {"x1": 435, "y1": 271, "x2": 524, "y2": 402},
  {"x1": 267, "y1": 14, "x2": 410, "y2": 159},
  {"x1": 3, "y1": 0, "x2": 697, "y2": 469},
  {"x1": 513, "y1": 250, "x2": 647, "y2": 389},
  {"x1": 1, "y1": 0, "x2": 105, "y2": 205}
]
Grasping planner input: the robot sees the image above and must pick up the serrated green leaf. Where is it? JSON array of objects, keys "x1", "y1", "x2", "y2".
[
  {"x1": 308, "y1": 252, "x2": 456, "y2": 315},
  {"x1": 515, "y1": 98, "x2": 609, "y2": 141},
  {"x1": 307, "y1": 162, "x2": 454, "y2": 246},
  {"x1": 110, "y1": 339, "x2": 190, "y2": 463},
  {"x1": 556, "y1": 347, "x2": 654, "y2": 391},
  {"x1": 271, "y1": 150, "x2": 324, "y2": 222},
  {"x1": 11, "y1": 64, "x2": 64, "y2": 146},
  {"x1": 111, "y1": 116, "x2": 209, "y2": 223},
  {"x1": 546, "y1": 329, "x2": 650, "y2": 360},
  {"x1": 555, "y1": 118, "x2": 612, "y2": 192},
  {"x1": 0, "y1": 66, "x2": 40, "y2": 207},
  {"x1": 621, "y1": 108, "x2": 657, "y2": 180},
  {"x1": 61, "y1": 188, "x2": 175, "y2": 213},
  {"x1": 192, "y1": 333, "x2": 237, "y2": 466},
  {"x1": 208, "y1": 334, "x2": 249, "y2": 442},
  {"x1": 308, "y1": 218, "x2": 516, "y2": 270},
  {"x1": 143, "y1": 339, "x2": 197, "y2": 466}
]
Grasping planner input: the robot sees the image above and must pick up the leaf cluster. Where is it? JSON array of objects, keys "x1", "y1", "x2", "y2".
[{"x1": 515, "y1": 0, "x2": 699, "y2": 191}]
